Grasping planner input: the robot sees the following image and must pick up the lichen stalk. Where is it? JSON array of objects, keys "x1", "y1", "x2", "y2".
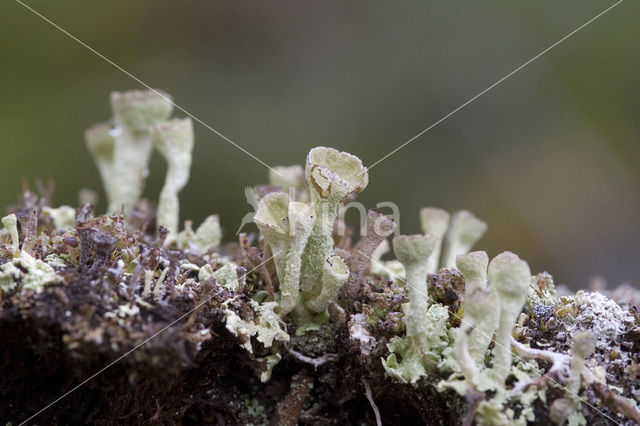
[
  {"x1": 300, "y1": 147, "x2": 368, "y2": 298},
  {"x1": 487, "y1": 251, "x2": 531, "y2": 384},
  {"x1": 420, "y1": 207, "x2": 450, "y2": 273},
  {"x1": 107, "y1": 89, "x2": 173, "y2": 214},
  {"x1": 151, "y1": 118, "x2": 194, "y2": 238},
  {"x1": 392, "y1": 234, "x2": 438, "y2": 346}
]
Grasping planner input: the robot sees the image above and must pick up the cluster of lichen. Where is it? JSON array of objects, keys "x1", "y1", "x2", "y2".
[{"x1": 2, "y1": 89, "x2": 639, "y2": 425}]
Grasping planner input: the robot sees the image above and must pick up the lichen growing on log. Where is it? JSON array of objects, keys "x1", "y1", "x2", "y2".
[{"x1": 1, "y1": 89, "x2": 639, "y2": 425}]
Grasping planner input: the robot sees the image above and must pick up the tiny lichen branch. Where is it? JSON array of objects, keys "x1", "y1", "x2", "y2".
[
  {"x1": 279, "y1": 202, "x2": 316, "y2": 315},
  {"x1": 2, "y1": 214, "x2": 20, "y2": 257},
  {"x1": 392, "y1": 234, "x2": 438, "y2": 347},
  {"x1": 487, "y1": 251, "x2": 531, "y2": 384},
  {"x1": 300, "y1": 147, "x2": 368, "y2": 297},
  {"x1": 151, "y1": 118, "x2": 194, "y2": 238},
  {"x1": 419, "y1": 207, "x2": 450, "y2": 273},
  {"x1": 456, "y1": 251, "x2": 498, "y2": 364},
  {"x1": 87, "y1": 89, "x2": 174, "y2": 215},
  {"x1": 440, "y1": 210, "x2": 487, "y2": 268}
]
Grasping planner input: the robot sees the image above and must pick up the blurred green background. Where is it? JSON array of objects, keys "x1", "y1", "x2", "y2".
[{"x1": 1, "y1": 1, "x2": 638, "y2": 289}]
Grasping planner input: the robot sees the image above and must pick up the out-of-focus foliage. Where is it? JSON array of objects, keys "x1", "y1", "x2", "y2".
[{"x1": 1, "y1": 0, "x2": 639, "y2": 288}]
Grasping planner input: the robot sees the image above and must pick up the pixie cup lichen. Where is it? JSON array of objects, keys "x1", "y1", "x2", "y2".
[
  {"x1": 456, "y1": 251, "x2": 497, "y2": 364},
  {"x1": 85, "y1": 122, "x2": 116, "y2": 207},
  {"x1": 254, "y1": 192, "x2": 291, "y2": 281},
  {"x1": 441, "y1": 210, "x2": 487, "y2": 268},
  {"x1": 455, "y1": 287, "x2": 493, "y2": 389},
  {"x1": 151, "y1": 118, "x2": 194, "y2": 238},
  {"x1": 280, "y1": 201, "x2": 316, "y2": 315},
  {"x1": 300, "y1": 147, "x2": 368, "y2": 297},
  {"x1": 392, "y1": 234, "x2": 438, "y2": 349},
  {"x1": 6, "y1": 88, "x2": 634, "y2": 425},
  {"x1": 487, "y1": 251, "x2": 531, "y2": 384},
  {"x1": 2, "y1": 214, "x2": 20, "y2": 258},
  {"x1": 86, "y1": 89, "x2": 173, "y2": 215},
  {"x1": 419, "y1": 207, "x2": 450, "y2": 273}
]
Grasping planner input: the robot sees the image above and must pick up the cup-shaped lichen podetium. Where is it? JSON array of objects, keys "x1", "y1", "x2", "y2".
[
  {"x1": 456, "y1": 251, "x2": 498, "y2": 364},
  {"x1": 279, "y1": 202, "x2": 316, "y2": 315},
  {"x1": 419, "y1": 207, "x2": 450, "y2": 273},
  {"x1": 108, "y1": 89, "x2": 173, "y2": 214},
  {"x1": 455, "y1": 287, "x2": 493, "y2": 389},
  {"x1": 488, "y1": 251, "x2": 531, "y2": 384},
  {"x1": 300, "y1": 147, "x2": 368, "y2": 297},
  {"x1": 85, "y1": 122, "x2": 116, "y2": 208},
  {"x1": 440, "y1": 210, "x2": 487, "y2": 268},
  {"x1": 393, "y1": 234, "x2": 438, "y2": 347},
  {"x1": 254, "y1": 192, "x2": 291, "y2": 282},
  {"x1": 151, "y1": 118, "x2": 194, "y2": 239}
]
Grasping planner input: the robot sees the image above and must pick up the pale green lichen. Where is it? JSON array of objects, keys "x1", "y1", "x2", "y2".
[
  {"x1": 440, "y1": 210, "x2": 488, "y2": 268},
  {"x1": 382, "y1": 303, "x2": 451, "y2": 384},
  {"x1": 72, "y1": 115, "x2": 640, "y2": 422},
  {"x1": 456, "y1": 251, "x2": 498, "y2": 364},
  {"x1": 0, "y1": 251, "x2": 63, "y2": 294},
  {"x1": 258, "y1": 353, "x2": 282, "y2": 382},
  {"x1": 200, "y1": 262, "x2": 240, "y2": 292},
  {"x1": 42, "y1": 206, "x2": 76, "y2": 230},
  {"x1": 176, "y1": 215, "x2": 222, "y2": 255},
  {"x1": 252, "y1": 148, "x2": 369, "y2": 322},
  {"x1": 152, "y1": 118, "x2": 194, "y2": 238},
  {"x1": 488, "y1": 251, "x2": 531, "y2": 384},
  {"x1": 268, "y1": 165, "x2": 305, "y2": 193},
  {"x1": 419, "y1": 207, "x2": 450, "y2": 273},
  {"x1": 568, "y1": 331, "x2": 596, "y2": 394},
  {"x1": 223, "y1": 299, "x2": 289, "y2": 354},
  {"x1": 392, "y1": 234, "x2": 438, "y2": 349},
  {"x1": 142, "y1": 269, "x2": 154, "y2": 298},
  {"x1": 86, "y1": 89, "x2": 173, "y2": 215},
  {"x1": 454, "y1": 287, "x2": 492, "y2": 389},
  {"x1": 254, "y1": 192, "x2": 290, "y2": 281},
  {"x1": 2, "y1": 214, "x2": 20, "y2": 257},
  {"x1": 377, "y1": 234, "x2": 458, "y2": 384},
  {"x1": 304, "y1": 255, "x2": 349, "y2": 313},
  {"x1": 300, "y1": 147, "x2": 368, "y2": 298},
  {"x1": 84, "y1": 122, "x2": 116, "y2": 208},
  {"x1": 280, "y1": 202, "x2": 316, "y2": 315}
]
